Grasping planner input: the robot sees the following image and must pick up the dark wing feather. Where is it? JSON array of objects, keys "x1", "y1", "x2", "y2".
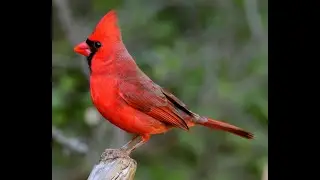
[
  {"x1": 161, "y1": 88, "x2": 194, "y2": 116},
  {"x1": 118, "y1": 77, "x2": 189, "y2": 130}
]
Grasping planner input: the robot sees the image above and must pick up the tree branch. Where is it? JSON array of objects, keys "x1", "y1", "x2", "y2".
[
  {"x1": 52, "y1": 126, "x2": 88, "y2": 154},
  {"x1": 261, "y1": 163, "x2": 268, "y2": 180},
  {"x1": 243, "y1": 0, "x2": 264, "y2": 40},
  {"x1": 53, "y1": 0, "x2": 90, "y2": 77},
  {"x1": 87, "y1": 149, "x2": 137, "y2": 180}
]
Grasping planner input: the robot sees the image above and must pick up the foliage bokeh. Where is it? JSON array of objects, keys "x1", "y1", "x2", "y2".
[{"x1": 52, "y1": 0, "x2": 268, "y2": 180}]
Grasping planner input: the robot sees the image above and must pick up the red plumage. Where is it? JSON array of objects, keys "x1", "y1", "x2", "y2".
[{"x1": 74, "y1": 10, "x2": 253, "y2": 153}]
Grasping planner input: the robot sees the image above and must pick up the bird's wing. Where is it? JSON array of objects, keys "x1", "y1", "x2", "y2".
[
  {"x1": 161, "y1": 88, "x2": 195, "y2": 116},
  {"x1": 118, "y1": 77, "x2": 189, "y2": 130}
]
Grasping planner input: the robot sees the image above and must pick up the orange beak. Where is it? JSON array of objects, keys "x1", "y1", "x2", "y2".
[{"x1": 74, "y1": 41, "x2": 91, "y2": 57}]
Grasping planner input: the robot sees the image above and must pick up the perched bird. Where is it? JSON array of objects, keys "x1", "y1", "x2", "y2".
[{"x1": 74, "y1": 10, "x2": 253, "y2": 154}]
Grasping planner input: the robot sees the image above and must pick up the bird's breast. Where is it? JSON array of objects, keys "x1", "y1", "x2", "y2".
[{"x1": 89, "y1": 75, "x2": 120, "y2": 119}]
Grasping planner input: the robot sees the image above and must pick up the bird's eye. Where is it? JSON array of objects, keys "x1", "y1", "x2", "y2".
[{"x1": 94, "y1": 41, "x2": 102, "y2": 49}]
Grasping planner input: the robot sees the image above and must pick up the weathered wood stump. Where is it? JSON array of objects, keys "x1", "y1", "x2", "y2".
[{"x1": 87, "y1": 149, "x2": 137, "y2": 180}]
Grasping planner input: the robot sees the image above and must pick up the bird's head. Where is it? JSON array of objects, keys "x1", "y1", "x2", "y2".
[{"x1": 74, "y1": 10, "x2": 122, "y2": 60}]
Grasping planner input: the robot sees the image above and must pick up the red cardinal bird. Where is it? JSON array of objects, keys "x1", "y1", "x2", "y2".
[{"x1": 74, "y1": 10, "x2": 253, "y2": 153}]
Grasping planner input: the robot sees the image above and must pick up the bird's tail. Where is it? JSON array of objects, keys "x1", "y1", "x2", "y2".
[{"x1": 197, "y1": 117, "x2": 254, "y2": 139}]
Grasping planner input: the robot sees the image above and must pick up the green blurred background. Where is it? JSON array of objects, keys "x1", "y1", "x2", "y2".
[{"x1": 52, "y1": 0, "x2": 268, "y2": 179}]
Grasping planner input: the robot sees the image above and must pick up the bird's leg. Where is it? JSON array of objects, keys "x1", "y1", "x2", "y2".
[
  {"x1": 122, "y1": 135, "x2": 150, "y2": 155},
  {"x1": 120, "y1": 134, "x2": 140, "y2": 150}
]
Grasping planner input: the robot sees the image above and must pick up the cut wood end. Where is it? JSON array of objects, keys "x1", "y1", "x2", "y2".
[{"x1": 87, "y1": 149, "x2": 137, "y2": 180}]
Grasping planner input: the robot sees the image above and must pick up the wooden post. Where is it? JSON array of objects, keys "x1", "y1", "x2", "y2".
[{"x1": 87, "y1": 149, "x2": 137, "y2": 180}]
